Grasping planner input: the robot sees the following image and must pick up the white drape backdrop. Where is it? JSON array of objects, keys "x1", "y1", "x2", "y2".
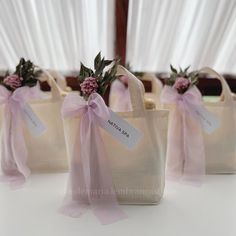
[
  {"x1": 0, "y1": 0, "x2": 115, "y2": 72},
  {"x1": 127, "y1": 0, "x2": 236, "y2": 73}
]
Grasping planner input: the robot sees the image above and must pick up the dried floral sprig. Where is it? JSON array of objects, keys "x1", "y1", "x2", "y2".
[
  {"x1": 0, "y1": 58, "x2": 41, "y2": 91},
  {"x1": 78, "y1": 52, "x2": 118, "y2": 100},
  {"x1": 165, "y1": 65, "x2": 199, "y2": 94}
]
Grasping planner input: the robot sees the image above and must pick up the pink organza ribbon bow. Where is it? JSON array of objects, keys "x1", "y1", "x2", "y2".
[
  {"x1": 60, "y1": 92, "x2": 126, "y2": 225},
  {"x1": 161, "y1": 85, "x2": 205, "y2": 184},
  {"x1": 0, "y1": 85, "x2": 42, "y2": 186}
]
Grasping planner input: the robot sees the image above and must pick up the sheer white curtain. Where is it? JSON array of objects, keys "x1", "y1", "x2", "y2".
[
  {"x1": 0, "y1": 0, "x2": 115, "y2": 72},
  {"x1": 126, "y1": 0, "x2": 236, "y2": 73}
]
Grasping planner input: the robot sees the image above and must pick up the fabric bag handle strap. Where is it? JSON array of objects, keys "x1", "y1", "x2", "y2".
[
  {"x1": 116, "y1": 65, "x2": 145, "y2": 115},
  {"x1": 37, "y1": 68, "x2": 64, "y2": 100},
  {"x1": 46, "y1": 70, "x2": 71, "y2": 93},
  {"x1": 141, "y1": 73, "x2": 163, "y2": 95},
  {"x1": 199, "y1": 67, "x2": 233, "y2": 103}
]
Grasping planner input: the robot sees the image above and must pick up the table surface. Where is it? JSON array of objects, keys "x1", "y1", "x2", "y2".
[{"x1": 0, "y1": 173, "x2": 235, "y2": 236}]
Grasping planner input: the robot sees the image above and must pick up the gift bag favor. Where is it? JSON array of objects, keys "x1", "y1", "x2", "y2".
[
  {"x1": 200, "y1": 67, "x2": 236, "y2": 173},
  {"x1": 160, "y1": 66, "x2": 219, "y2": 184},
  {"x1": 60, "y1": 54, "x2": 169, "y2": 224},
  {"x1": 25, "y1": 70, "x2": 68, "y2": 173},
  {"x1": 0, "y1": 59, "x2": 68, "y2": 186}
]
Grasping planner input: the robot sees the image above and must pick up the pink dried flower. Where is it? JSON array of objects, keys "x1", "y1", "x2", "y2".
[
  {"x1": 80, "y1": 77, "x2": 98, "y2": 97},
  {"x1": 3, "y1": 74, "x2": 22, "y2": 90},
  {"x1": 173, "y1": 77, "x2": 190, "y2": 93}
]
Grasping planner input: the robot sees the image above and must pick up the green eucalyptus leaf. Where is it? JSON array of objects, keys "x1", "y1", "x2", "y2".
[
  {"x1": 184, "y1": 65, "x2": 191, "y2": 73},
  {"x1": 79, "y1": 63, "x2": 85, "y2": 77},
  {"x1": 80, "y1": 63, "x2": 93, "y2": 77},
  {"x1": 95, "y1": 58, "x2": 106, "y2": 76},
  {"x1": 94, "y1": 52, "x2": 101, "y2": 70},
  {"x1": 170, "y1": 64, "x2": 177, "y2": 74},
  {"x1": 102, "y1": 71, "x2": 110, "y2": 83},
  {"x1": 109, "y1": 63, "x2": 117, "y2": 77},
  {"x1": 104, "y1": 60, "x2": 113, "y2": 66}
]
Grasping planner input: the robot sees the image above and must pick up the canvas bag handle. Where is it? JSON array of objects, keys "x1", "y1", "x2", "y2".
[
  {"x1": 45, "y1": 70, "x2": 71, "y2": 92},
  {"x1": 199, "y1": 67, "x2": 233, "y2": 104},
  {"x1": 37, "y1": 68, "x2": 64, "y2": 100},
  {"x1": 141, "y1": 73, "x2": 163, "y2": 95},
  {"x1": 116, "y1": 65, "x2": 145, "y2": 115}
]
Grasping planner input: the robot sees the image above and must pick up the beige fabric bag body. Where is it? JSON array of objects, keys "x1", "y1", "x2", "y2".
[
  {"x1": 63, "y1": 65, "x2": 169, "y2": 204},
  {"x1": 27, "y1": 71, "x2": 68, "y2": 172},
  {"x1": 200, "y1": 67, "x2": 236, "y2": 174},
  {"x1": 0, "y1": 71, "x2": 68, "y2": 173}
]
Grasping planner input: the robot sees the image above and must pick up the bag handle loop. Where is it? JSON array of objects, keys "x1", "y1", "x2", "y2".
[
  {"x1": 199, "y1": 67, "x2": 233, "y2": 104},
  {"x1": 116, "y1": 65, "x2": 145, "y2": 115},
  {"x1": 37, "y1": 68, "x2": 64, "y2": 100},
  {"x1": 141, "y1": 73, "x2": 163, "y2": 95},
  {"x1": 46, "y1": 70, "x2": 71, "y2": 93}
]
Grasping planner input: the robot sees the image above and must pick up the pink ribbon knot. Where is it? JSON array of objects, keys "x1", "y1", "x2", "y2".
[
  {"x1": 0, "y1": 85, "x2": 42, "y2": 187},
  {"x1": 60, "y1": 92, "x2": 126, "y2": 225},
  {"x1": 161, "y1": 85, "x2": 205, "y2": 184}
]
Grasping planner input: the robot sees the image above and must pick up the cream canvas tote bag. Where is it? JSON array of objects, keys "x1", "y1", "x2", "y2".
[
  {"x1": 0, "y1": 70, "x2": 68, "y2": 174},
  {"x1": 62, "y1": 65, "x2": 169, "y2": 204},
  {"x1": 27, "y1": 71, "x2": 68, "y2": 172},
  {"x1": 155, "y1": 68, "x2": 235, "y2": 175},
  {"x1": 200, "y1": 67, "x2": 236, "y2": 174}
]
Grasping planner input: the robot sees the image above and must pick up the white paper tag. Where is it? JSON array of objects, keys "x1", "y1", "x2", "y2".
[
  {"x1": 21, "y1": 104, "x2": 46, "y2": 137},
  {"x1": 191, "y1": 104, "x2": 220, "y2": 134},
  {"x1": 99, "y1": 109, "x2": 142, "y2": 149}
]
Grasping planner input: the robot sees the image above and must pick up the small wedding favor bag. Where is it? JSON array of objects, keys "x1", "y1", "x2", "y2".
[
  {"x1": 160, "y1": 66, "x2": 219, "y2": 184},
  {"x1": 161, "y1": 86, "x2": 206, "y2": 183},
  {"x1": 0, "y1": 70, "x2": 68, "y2": 184},
  {"x1": 62, "y1": 65, "x2": 169, "y2": 206},
  {"x1": 200, "y1": 67, "x2": 236, "y2": 174},
  {"x1": 25, "y1": 71, "x2": 68, "y2": 173}
]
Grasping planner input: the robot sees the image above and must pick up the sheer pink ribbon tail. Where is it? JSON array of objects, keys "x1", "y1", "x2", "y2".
[
  {"x1": 60, "y1": 92, "x2": 127, "y2": 225},
  {"x1": 161, "y1": 85, "x2": 205, "y2": 184},
  {"x1": 0, "y1": 85, "x2": 42, "y2": 187}
]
